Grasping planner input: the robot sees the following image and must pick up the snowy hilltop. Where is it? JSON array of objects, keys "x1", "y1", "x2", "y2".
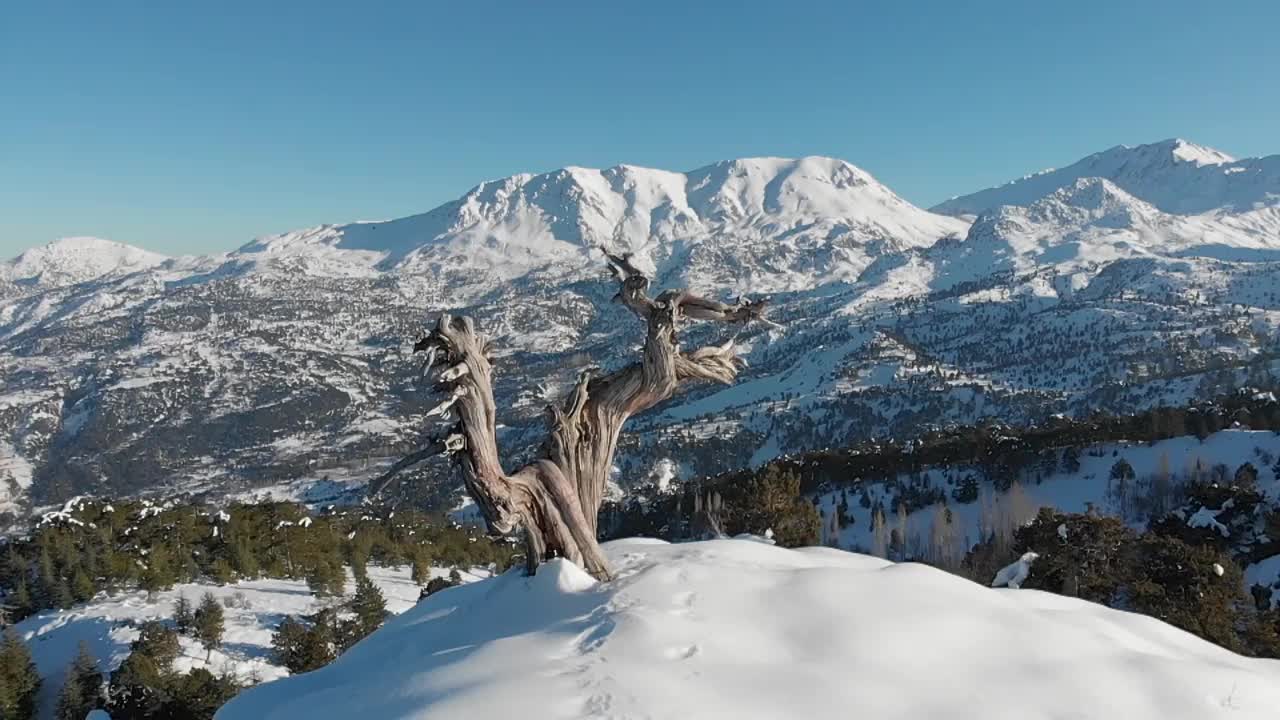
[
  {"x1": 0, "y1": 236, "x2": 169, "y2": 291},
  {"x1": 218, "y1": 538, "x2": 1280, "y2": 720}
]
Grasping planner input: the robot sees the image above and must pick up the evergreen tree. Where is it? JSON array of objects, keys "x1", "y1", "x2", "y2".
[
  {"x1": 36, "y1": 546, "x2": 56, "y2": 608},
  {"x1": 231, "y1": 538, "x2": 260, "y2": 579},
  {"x1": 53, "y1": 578, "x2": 74, "y2": 609},
  {"x1": 166, "y1": 667, "x2": 239, "y2": 720},
  {"x1": 107, "y1": 652, "x2": 168, "y2": 719},
  {"x1": 422, "y1": 576, "x2": 454, "y2": 598},
  {"x1": 1062, "y1": 446, "x2": 1082, "y2": 474},
  {"x1": 174, "y1": 594, "x2": 194, "y2": 635},
  {"x1": 131, "y1": 621, "x2": 180, "y2": 671},
  {"x1": 71, "y1": 568, "x2": 96, "y2": 604},
  {"x1": 109, "y1": 622, "x2": 179, "y2": 719},
  {"x1": 55, "y1": 642, "x2": 103, "y2": 720},
  {"x1": 0, "y1": 627, "x2": 42, "y2": 720},
  {"x1": 138, "y1": 548, "x2": 175, "y2": 598},
  {"x1": 350, "y1": 576, "x2": 387, "y2": 641},
  {"x1": 193, "y1": 592, "x2": 225, "y2": 661},
  {"x1": 410, "y1": 550, "x2": 432, "y2": 586},
  {"x1": 12, "y1": 578, "x2": 33, "y2": 617},
  {"x1": 305, "y1": 559, "x2": 345, "y2": 600},
  {"x1": 270, "y1": 616, "x2": 309, "y2": 673},
  {"x1": 1233, "y1": 462, "x2": 1259, "y2": 490},
  {"x1": 298, "y1": 610, "x2": 337, "y2": 672}
]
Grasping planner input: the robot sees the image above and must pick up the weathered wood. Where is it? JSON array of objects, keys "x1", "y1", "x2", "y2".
[{"x1": 377, "y1": 251, "x2": 773, "y2": 580}]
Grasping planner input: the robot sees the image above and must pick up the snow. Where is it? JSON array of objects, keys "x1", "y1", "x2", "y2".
[
  {"x1": 1246, "y1": 554, "x2": 1280, "y2": 608},
  {"x1": 1187, "y1": 504, "x2": 1231, "y2": 537},
  {"x1": 219, "y1": 538, "x2": 1280, "y2": 720},
  {"x1": 0, "y1": 237, "x2": 167, "y2": 289},
  {"x1": 933, "y1": 139, "x2": 1274, "y2": 216},
  {"x1": 16, "y1": 564, "x2": 483, "y2": 720},
  {"x1": 991, "y1": 551, "x2": 1039, "y2": 588},
  {"x1": 234, "y1": 156, "x2": 968, "y2": 297},
  {"x1": 819, "y1": 429, "x2": 1280, "y2": 559},
  {"x1": 4, "y1": 142, "x2": 1280, "y2": 525},
  {"x1": 0, "y1": 440, "x2": 35, "y2": 508}
]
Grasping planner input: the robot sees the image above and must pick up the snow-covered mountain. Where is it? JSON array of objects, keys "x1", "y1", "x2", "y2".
[
  {"x1": 218, "y1": 538, "x2": 1280, "y2": 720},
  {"x1": 933, "y1": 138, "x2": 1280, "y2": 217},
  {"x1": 233, "y1": 156, "x2": 968, "y2": 296},
  {"x1": 872, "y1": 177, "x2": 1280, "y2": 294},
  {"x1": 4, "y1": 144, "x2": 1280, "y2": 523},
  {"x1": 0, "y1": 237, "x2": 169, "y2": 294}
]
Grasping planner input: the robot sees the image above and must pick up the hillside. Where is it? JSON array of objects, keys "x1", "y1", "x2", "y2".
[
  {"x1": 218, "y1": 538, "x2": 1280, "y2": 720},
  {"x1": 4, "y1": 142, "x2": 1280, "y2": 526},
  {"x1": 15, "y1": 565, "x2": 455, "y2": 719},
  {"x1": 810, "y1": 428, "x2": 1280, "y2": 603}
]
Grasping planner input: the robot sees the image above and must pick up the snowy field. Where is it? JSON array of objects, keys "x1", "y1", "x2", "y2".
[
  {"x1": 817, "y1": 429, "x2": 1280, "y2": 585},
  {"x1": 16, "y1": 564, "x2": 487, "y2": 719},
  {"x1": 220, "y1": 538, "x2": 1280, "y2": 720}
]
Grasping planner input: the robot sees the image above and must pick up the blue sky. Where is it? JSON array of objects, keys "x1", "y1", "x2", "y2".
[{"x1": 2, "y1": 0, "x2": 1277, "y2": 257}]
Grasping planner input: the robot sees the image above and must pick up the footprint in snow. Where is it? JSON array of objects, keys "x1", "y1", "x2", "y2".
[{"x1": 664, "y1": 643, "x2": 700, "y2": 661}]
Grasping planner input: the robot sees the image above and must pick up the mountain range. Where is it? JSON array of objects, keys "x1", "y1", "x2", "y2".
[{"x1": 3, "y1": 139, "x2": 1279, "y2": 524}]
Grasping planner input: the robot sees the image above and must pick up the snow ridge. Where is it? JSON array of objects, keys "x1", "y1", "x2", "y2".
[
  {"x1": 933, "y1": 139, "x2": 1279, "y2": 216},
  {"x1": 218, "y1": 539, "x2": 1280, "y2": 720}
]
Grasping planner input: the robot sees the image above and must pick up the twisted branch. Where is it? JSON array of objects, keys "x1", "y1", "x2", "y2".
[{"x1": 374, "y1": 247, "x2": 776, "y2": 580}]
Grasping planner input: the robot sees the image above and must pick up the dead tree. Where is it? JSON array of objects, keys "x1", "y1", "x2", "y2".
[{"x1": 371, "y1": 251, "x2": 773, "y2": 581}]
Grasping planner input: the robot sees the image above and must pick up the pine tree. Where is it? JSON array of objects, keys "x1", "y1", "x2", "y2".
[
  {"x1": 271, "y1": 616, "x2": 309, "y2": 673},
  {"x1": 51, "y1": 577, "x2": 73, "y2": 609},
  {"x1": 1062, "y1": 446, "x2": 1082, "y2": 474},
  {"x1": 299, "y1": 610, "x2": 337, "y2": 672},
  {"x1": 139, "y1": 547, "x2": 175, "y2": 598},
  {"x1": 55, "y1": 642, "x2": 102, "y2": 720},
  {"x1": 12, "y1": 578, "x2": 33, "y2": 616},
  {"x1": 1234, "y1": 462, "x2": 1259, "y2": 490},
  {"x1": 36, "y1": 545, "x2": 57, "y2": 608},
  {"x1": 174, "y1": 593, "x2": 194, "y2": 635},
  {"x1": 167, "y1": 667, "x2": 240, "y2": 720},
  {"x1": 193, "y1": 592, "x2": 225, "y2": 661},
  {"x1": 306, "y1": 559, "x2": 345, "y2": 600},
  {"x1": 107, "y1": 652, "x2": 167, "y2": 719},
  {"x1": 0, "y1": 627, "x2": 42, "y2": 720},
  {"x1": 350, "y1": 576, "x2": 387, "y2": 641},
  {"x1": 232, "y1": 537, "x2": 260, "y2": 579},
  {"x1": 72, "y1": 568, "x2": 96, "y2": 604},
  {"x1": 131, "y1": 620, "x2": 181, "y2": 671},
  {"x1": 410, "y1": 550, "x2": 432, "y2": 586}
]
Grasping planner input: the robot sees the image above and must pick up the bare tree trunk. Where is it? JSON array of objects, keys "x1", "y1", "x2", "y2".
[{"x1": 371, "y1": 251, "x2": 772, "y2": 581}]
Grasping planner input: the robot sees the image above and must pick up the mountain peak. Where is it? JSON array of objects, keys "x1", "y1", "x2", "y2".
[
  {"x1": 2, "y1": 237, "x2": 169, "y2": 288},
  {"x1": 1162, "y1": 138, "x2": 1236, "y2": 166},
  {"x1": 227, "y1": 156, "x2": 966, "y2": 295},
  {"x1": 1094, "y1": 138, "x2": 1235, "y2": 168},
  {"x1": 1048, "y1": 177, "x2": 1145, "y2": 209},
  {"x1": 934, "y1": 138, "x2": 1272, "y2": 217}
]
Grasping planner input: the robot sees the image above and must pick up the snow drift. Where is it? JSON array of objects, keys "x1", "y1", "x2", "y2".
[{"x1": 218, "y1": 538, "x2": 1280, "y2": 720}]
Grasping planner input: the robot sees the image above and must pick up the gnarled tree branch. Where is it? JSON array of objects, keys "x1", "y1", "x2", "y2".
[{"x1": 376, "y1": 248, "x2": 775, "y2": 580}]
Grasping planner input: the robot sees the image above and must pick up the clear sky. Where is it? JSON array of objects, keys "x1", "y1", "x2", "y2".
[{"x1": 2, "y1": 0, "x2": 1277, "y2": 258}]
